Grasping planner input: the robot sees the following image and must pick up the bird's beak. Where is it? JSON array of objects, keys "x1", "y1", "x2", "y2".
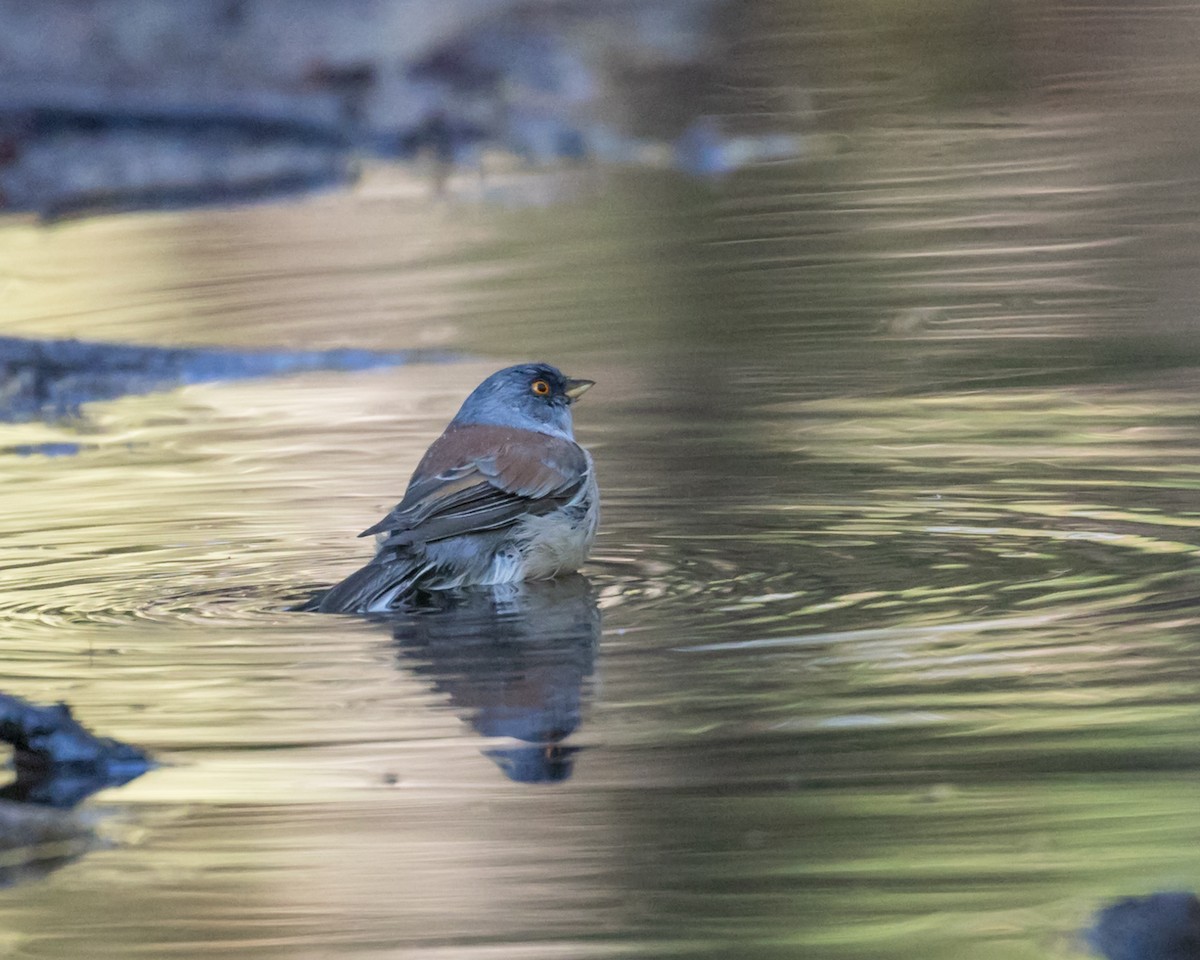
[{"x1": 563, "y1": 378, "x2": 595, "y2": 401}]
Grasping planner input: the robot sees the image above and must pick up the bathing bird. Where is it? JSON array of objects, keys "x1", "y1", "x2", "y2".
[{"x1": 310, "y1": 362, "x2": 598, "y2": 613}]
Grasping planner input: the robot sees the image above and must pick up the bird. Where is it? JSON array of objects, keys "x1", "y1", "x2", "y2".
[{"x1": 309, "y1": 362, "x2": 598, "y2": 614}]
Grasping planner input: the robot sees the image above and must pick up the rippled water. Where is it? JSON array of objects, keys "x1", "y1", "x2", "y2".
[{"x1": 3, "y1": 6, "x2": 1200, "y2": 959}]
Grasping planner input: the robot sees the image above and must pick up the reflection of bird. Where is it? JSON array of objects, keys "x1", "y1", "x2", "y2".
[
  {"x1": 392, "y1": 575, "x2": 600, "y2": 783},
  {"x1": 310, "y1": 363, "x2": 598, "y2": 613}
]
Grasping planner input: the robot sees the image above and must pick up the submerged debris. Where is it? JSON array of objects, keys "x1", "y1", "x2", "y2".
[{"x1": 0, "y1": 335, "x2": 458, "y2": 423}]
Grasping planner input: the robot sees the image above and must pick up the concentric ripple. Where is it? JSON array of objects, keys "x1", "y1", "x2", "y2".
[{"x1": 579, "y1": 379, "x2": 1200, "y2": 744}]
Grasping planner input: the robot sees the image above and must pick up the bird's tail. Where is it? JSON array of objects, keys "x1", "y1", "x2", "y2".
[{"x1": 306, "y1": 554, "x2": 431, "y2": 614}]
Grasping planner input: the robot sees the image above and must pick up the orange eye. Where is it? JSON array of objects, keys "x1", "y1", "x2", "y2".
[{"x1": 530, "y1": 379, "x2": 551, "y2": 396}]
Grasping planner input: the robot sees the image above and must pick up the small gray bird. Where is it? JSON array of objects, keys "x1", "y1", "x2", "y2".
[{"x1": 311, "y1": 363, "x2": 598, "y2": 614}]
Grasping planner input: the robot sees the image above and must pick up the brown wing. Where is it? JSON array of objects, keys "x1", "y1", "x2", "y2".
[{"x1": 360, "y1": 423, "x2": 589, "y2": 548}]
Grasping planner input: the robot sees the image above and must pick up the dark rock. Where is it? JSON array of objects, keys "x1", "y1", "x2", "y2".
[
  {"x1": 0, "y1": 693, "x2": 153, "y2": 808},
  {"x1": 1087, "y1": 892, "x2": 1200, "y2": 960}
]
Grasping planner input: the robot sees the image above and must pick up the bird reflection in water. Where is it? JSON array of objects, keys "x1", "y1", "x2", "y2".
[{"x1": 384, "y1": 574, "x2": 599, "y2": 783}]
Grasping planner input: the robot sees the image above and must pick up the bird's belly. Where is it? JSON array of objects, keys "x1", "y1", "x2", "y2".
[{"x1": 505, "y1": 493, "x2": 598, "y2": 582}]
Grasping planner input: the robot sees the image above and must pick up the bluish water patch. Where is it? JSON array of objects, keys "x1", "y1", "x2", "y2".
[{"x1": 3, "y1": 442, "x2": 83, "y2": 457}]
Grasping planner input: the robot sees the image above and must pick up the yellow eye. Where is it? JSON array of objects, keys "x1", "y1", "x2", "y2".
[{"x1": 531, "y1": 379, "x2": 551, "y2": 396}]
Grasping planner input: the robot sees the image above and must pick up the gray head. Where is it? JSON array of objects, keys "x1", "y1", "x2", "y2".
[{"x1": 450, "y1": 363, "x2": 595, "y2": 438}]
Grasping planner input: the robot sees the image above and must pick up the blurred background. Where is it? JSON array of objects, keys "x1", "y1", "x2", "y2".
[{"x1": 0, "y1": 2, "x2": 1199, "y2": 958}]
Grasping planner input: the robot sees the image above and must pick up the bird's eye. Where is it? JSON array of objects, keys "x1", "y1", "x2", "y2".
[{"x1": 530, "y1": 379, "x2": 551, "y2": 397}]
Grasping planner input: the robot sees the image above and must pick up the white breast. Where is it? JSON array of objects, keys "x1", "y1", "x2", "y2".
[{"x1": 511, "y1": 456, "x2": 599, "y2": 581}]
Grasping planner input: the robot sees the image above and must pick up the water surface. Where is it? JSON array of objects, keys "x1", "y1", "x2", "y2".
[{"x1": 3, "y1": 5, "x2": 1200, "y2": 959}]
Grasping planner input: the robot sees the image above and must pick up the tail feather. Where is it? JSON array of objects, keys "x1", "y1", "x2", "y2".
[{"x1": 311, "y1": 554, "x2": 429, "y2": 613}]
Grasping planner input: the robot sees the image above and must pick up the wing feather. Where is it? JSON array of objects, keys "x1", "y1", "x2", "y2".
[{"x1": 359, "y1": 424, "x2": 588, "y2": 548}]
